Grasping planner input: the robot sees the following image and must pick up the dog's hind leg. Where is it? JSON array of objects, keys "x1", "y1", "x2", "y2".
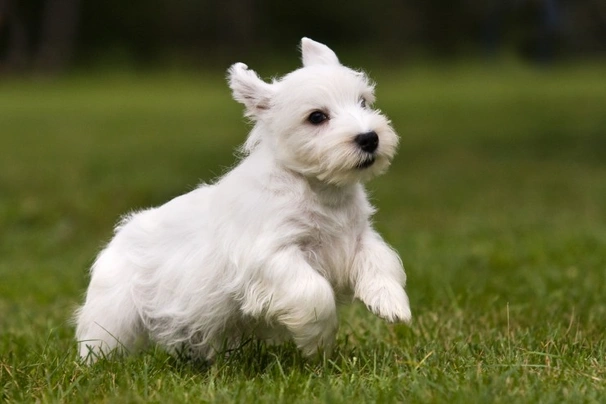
[
  {"x1": 75, "y1": 284, "x2": 145, "y2": 363},
  {"x1": 75, "y1": 250, "x2": 145, "y2": 363}
]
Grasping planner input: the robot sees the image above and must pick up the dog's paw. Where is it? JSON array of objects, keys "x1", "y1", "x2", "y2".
[{"x1": 359, "y1": 282, "x2": 412, "y2": 323}]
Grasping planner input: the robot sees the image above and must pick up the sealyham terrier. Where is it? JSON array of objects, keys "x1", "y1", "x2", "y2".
[{"x1": 75, "y1": 38, "x2": 411, "y2": 363}]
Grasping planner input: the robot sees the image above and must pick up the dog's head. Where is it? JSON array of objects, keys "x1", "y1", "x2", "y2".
[{"x1": 228, "y1": 38, "x2": 399, "y2": 186}]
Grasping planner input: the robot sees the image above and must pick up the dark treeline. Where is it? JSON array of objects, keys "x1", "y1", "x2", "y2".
[{"x1": 1, "y1": 0, "x2": 605, "y2": 73}]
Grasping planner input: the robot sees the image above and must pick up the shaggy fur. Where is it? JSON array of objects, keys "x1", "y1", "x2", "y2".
[{"x1": 75, "y1": 38, "x2": 411, "y2": 363}]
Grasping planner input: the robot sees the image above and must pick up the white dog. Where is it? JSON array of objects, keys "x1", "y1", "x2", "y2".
[{"x1": 75, "y1": 38, "x2": 411, "y2": 363}]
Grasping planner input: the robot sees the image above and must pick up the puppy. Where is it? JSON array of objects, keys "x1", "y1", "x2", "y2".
[{"x1": 75, "y1": 38, "x2": 411, "y2": 363}]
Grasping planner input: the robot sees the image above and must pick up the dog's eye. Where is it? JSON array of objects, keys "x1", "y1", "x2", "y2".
[
  {"x1": 308, "y1": 111, "x2": 328, "y2": 125},
  {"x1": 360, "y1": 98, "x2": 367, "y2": 108}
]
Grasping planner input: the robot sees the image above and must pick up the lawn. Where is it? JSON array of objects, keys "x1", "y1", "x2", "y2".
[{"x1": 1, "y1": 62, "x2": 605, "y2": 402}]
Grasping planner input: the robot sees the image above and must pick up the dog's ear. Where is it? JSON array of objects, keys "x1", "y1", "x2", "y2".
[
  {"x1": 301, "y1": 37, "x2": 340, "y2": 67},
  {"x1": 228, "y1": 63, "x2": 274, "y2": 118}
]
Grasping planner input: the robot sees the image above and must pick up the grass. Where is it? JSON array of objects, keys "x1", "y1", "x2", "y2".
[{"x1": 1, "y1": 62, "x2": 606, "y2": 402}]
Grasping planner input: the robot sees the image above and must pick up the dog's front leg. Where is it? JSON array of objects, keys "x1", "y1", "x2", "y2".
[
  {"x1": 241, "y1": 247, "x2": 338, "y2": 357},
  {"x1": 352, "y1": 228, "x2": 412, "y2": 323}
]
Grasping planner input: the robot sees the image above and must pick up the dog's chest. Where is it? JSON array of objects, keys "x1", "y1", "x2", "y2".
[{"x1": 296, "y1": 201, "x2": 364, "y2": 289}]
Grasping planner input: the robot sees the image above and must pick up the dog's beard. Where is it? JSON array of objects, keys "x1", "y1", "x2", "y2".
[
  {"x1": 311, "y1": 151, "x2": 391, "y2": 186},
  {"x1": 355, "y1": 155, "x2": 376, "y2": 170}
]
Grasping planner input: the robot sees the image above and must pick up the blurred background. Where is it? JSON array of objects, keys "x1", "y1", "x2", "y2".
[
  {"x1": 1, "y1": 0, "x2": 606, "y2": 371},
  {"x1": 1, "y1": 0, "x2": 606, "y2": 73}
]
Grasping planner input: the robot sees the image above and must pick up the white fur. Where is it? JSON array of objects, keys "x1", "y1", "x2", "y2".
[{"x1": 75, "y1": 38, "x2": 411, "y2": 363}]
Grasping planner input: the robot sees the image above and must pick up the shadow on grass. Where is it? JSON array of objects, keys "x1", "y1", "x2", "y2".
[{"x1": 152, "y1": 334, "x2": 412, "y2": 380}]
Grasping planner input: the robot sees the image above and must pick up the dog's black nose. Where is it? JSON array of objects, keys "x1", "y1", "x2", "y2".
[{"x1": 355, "y1": 131, "x2": 379, "y2": 153}]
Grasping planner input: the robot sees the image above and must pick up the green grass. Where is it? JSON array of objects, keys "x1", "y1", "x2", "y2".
[{"x1": 1, "y1": 63, "x2": 606, "y2": 402}]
